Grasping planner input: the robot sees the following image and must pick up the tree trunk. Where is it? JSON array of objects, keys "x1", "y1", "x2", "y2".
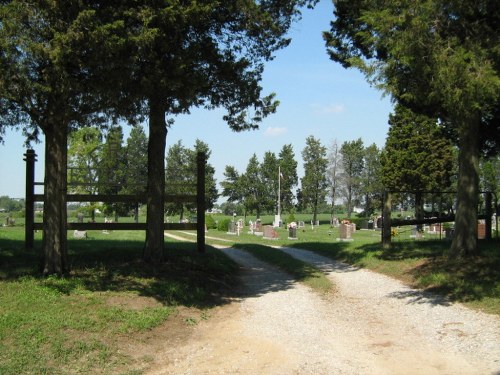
[
  {"x1": 42, "y1": 122, "x2": 68, "y2": 275},
  {"x1": 450, "y1": 114, "x2": 480, "y2": 258},
  {"x1": 143, "y1": 98, "x2": 167, "y2": 263}
]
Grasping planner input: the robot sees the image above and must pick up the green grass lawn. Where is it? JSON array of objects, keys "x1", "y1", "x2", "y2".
[{"x1": 0, "y1": 227, "x2": 238, "y2": 375}]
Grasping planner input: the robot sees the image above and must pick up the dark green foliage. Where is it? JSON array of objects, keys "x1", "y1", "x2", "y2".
[
  {"x1": 300, "y1": 136, "x2": 328, "y2": 222},
  {"x1": 339, "y1": 138, "x2": 365, "y2": 217},
  {"x1": 324, "y1": 0, "x2": 500, "y2": 257},
  {"x1": 381, "y1": 104, "x2": 455, "y2": 193},
  {"x1": 279, "y1": 144, "x2": 299, "y2": 213},
  {"x1": 217, "y1": 218, "x2": 232, "y2": 232},
  {"x1": 205, "y1": 214, "x2": 217, "y2": 230}
]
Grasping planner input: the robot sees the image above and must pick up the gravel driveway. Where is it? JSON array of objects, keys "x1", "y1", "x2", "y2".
[{"x1": 149, "y1": 241, "x2": 500, "y2": 375}]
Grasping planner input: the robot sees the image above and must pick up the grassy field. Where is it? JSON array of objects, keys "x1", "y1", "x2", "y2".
[{"x1": 0, "y1": 227, "x2": 239, "y2": 375}]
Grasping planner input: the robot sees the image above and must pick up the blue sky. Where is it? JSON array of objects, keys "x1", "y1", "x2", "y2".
[{"x1": 0, "y1": 0, "x2": 394, "y2": 199}]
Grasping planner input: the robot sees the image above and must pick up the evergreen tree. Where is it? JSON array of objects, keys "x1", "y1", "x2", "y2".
[
  {"x1": 260, "y1": 151, "x2": 280, "y2": 214},
  {"x1": 165, "y1": 141, "x2": 192, "y2": 221},
  {"x1": 327, "y1": 139, "x2": 342, "y2": 219},
  {"x1": 324, "y1": 0, "x2": 500, "y2": 257},
  {"x1": 221, "y1": 166, "x2": 243, "y2": 207},
  {"x1": 278, "y1": 144, "x2": 298, "y2": 214},
  {"x1": 361, "y1": 143, "x2": 383, "y2": 217},
  {"x1": 381, "y1": 104, "x2": 455, "y2": 221},
  {"x1": 241, "y1": 154, "x2": 266, "y2": 219},
  {"x1": 189, "y1": 140, "x2": 218, "y2": 212},
  {"x1": 300, "y1": 136, "x2": 328, "y2": 222},
  {"x1": 99, "y1": 126, "x2": 126, "y2": 220},
  {"x1": 123, "y1": 125, "x2": 148, "y2": 222},
  {"x1": 339, "y1": 138, "x2": 364, "y2": 218}
]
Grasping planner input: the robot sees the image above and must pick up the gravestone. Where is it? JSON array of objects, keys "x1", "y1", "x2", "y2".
[
  {"x1": 227, "y1": 222, "x2": 237, "y2": 235},
  {"x1": 338, "y1": 223, "x2": 354, "y2": 241},
  {"x1": 73, "y1": 230, "x2": 87, "y2": 239},
  {"x1": 255, "y1": 219, "x2": 263, "y2": 233},
  {"x1": 331, "y1": 217, "x2": 339, "y2": 227},
  {"x1": 263, "y1": 225, "x2": 279, "y2": 239},
  {"x1": 298, "y1": 221, "x2": 305, "y2": 228},
  {"x1": 288, "y1": 223, "x2": 298, "y2": 240},
  {"x1": 77, "y1": 212, "x2": 84, "y2": 223}
]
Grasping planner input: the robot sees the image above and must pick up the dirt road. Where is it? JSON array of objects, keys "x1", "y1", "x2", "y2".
[{"x1": 147, "y1": 240, "x2": 500, "y2": 375}]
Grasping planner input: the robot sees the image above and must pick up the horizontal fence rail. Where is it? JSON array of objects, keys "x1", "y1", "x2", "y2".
[
  {"x1": 24, "y1": 150, "x2": 206, "y2": 252},
  {"x1": 33, "y1": 222, "x2": 198, "y2": 231},
  {"x1": 32, "y1": 194, "x2": 197, "y2": 204}
]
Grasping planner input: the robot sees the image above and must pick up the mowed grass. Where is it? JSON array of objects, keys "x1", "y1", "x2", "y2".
[
  {"x1": 200, "y1": 223, "x2": 500, "y2": 315},
  {"x1": 0, "y1": 227, "x2": 238, "y2": 375}
]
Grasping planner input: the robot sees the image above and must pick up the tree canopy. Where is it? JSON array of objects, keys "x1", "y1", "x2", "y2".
[
  {"x1": 324, "y1": 0, "x2": 500, "y2": 257},
  {"x1": 1, "y1": 0, "x2": 318, "y2": 271},
  {"x1": 300, "y1": 136, "x2": 328, "y2": 222}
]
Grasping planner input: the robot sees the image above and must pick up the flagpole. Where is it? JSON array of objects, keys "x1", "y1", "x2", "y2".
[{"x1": 278, "y1": 165, "x2": 281, "y2": 219}]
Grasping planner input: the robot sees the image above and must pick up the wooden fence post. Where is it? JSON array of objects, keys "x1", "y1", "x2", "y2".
[
  {"x1": 382, "y1": 191, "x2": 392, "y2": 249},
  {"x1": 485, "y1": 192, "x2": 492, "y2": 240},
  {"x1": 196, "y1": 152, "x2": 206, "y2": 253},
  {"x1": 24, "y1": 149, "x2": 36, "y2": 250}
]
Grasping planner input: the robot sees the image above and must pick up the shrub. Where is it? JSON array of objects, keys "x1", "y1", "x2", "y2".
[
  {"x1": 217, "y1": 218, "x2": 231, "y2": 232},
  {"x1": 205, "y1": 214, "x2": 217, "y2": 229},
  {"x1": 286, "y1": 213, "x2": 296, "y2": 225}
]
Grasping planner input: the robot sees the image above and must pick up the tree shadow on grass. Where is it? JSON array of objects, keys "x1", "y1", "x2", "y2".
[
  {"x1": 289, "y1": 241, "x2": 380, "y2": 266},
  {"x1": 409, "y1": 255, "x2": 500, "y2": 306},
  {"x1": 364, "y1": 239, "x2": 500, "y2": 307},
  {"x1": 0, "y1": 237, "x2": 241, "y2": 309}
]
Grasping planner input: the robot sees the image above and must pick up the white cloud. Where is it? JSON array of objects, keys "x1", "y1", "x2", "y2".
[
  {"x1": 264, "y1": 126, "x2": 288, "y2": 137},
  {"x1": 311, "y1": 103, "x2": 345, "y2": 114}
]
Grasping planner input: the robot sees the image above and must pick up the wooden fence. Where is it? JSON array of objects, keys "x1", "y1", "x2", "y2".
[
  {"x1": 24, "y1": 149, "x2": 206, "y2": 252},
  {"x1": 381, "y1": 190, "x2": 496, "y2": 248}
]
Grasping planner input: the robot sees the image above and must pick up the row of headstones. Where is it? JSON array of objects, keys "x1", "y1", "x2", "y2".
[{"x1": 227, "y1": 219, "x2": 299, "y2": 239}]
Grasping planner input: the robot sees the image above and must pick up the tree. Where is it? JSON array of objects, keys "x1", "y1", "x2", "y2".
[
  {"x1": 165, "y1": 141, "x2": 191, "y2": 221},
  {"x1": 260, "y1": 151, "x2": 280, "y2": 214},
  {"x1": 480, "y1": 156, "x2": 500, "y2": 203},
  {"x1": 339, "y1": 138, "x2": 364, "y2": 218},
  {"x1": 0, "y1": 2, "x2": 121, "y2": 274},
  {"x1": 241, "y1": 154, "x2": 266, "y2": 218},
  {"x1": 101, "y1": 1, "x2": 317, "y2": 263},
  {"x1": 300, "y1": 136, "x2": 328, "y2": 222},
  {"x1": 189, "y1": 140, "x2": 218, "y2": 212},
  {"x1": 0, "y1": 196, "x2": 24, "y2": 212},
  {"x1": 278, "y1": 144, "x2": 299, "y2": 214},
  {"x1": 68, "y1": 127, "x2": 103, "y2": 195},
  {"x1": 324, "y1": 0, "x2": 500, "y2": 257},
  {"x1": 361, "y1": 143, "x2": 383, "y2": 217},
  {"x1": 98, "y1": 126, "x2": 126, "y2": 220},
  {"x1": 326, "y1": 139, "x2": 342, "y2": 219},
  {"x1": 221, "y1": 165, "x2": 244, "y2": 207},
  {"x1": 381, "y1": 104, "x2": 456, "y2": 228},
  {"x1": 122, "y1": 126, "x2": 148, "y2": 222}
]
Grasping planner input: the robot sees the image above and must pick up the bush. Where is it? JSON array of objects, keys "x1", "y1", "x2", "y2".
[
  {"x1": 341, "y1": 217, "x2": 368, "y2": 228},
  {"x1": 205, "y1": 214, "x2": 217, "y2": 230},
  {"x1": 217, "y1": 218, "x2": 231, "y2": 232},
  {"x1": 286, "y1": 213, "x2": 296, "y2": 225}
]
